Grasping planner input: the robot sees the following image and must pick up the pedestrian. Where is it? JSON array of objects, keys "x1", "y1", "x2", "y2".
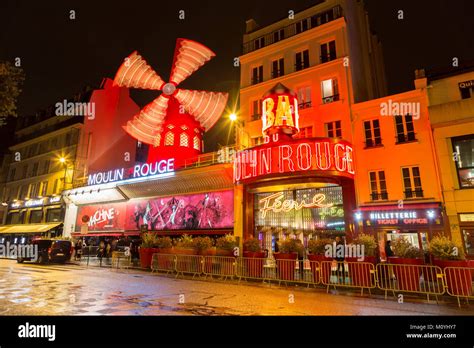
[
  {"x1": 75, "y1": 239, "x2": 83, "y2": 261},
  {"x1": 274, "y1": 238, "x2": 280, "y2": 253},
  {"x1": 106, "y1": 242, "x2": 111, "y2": 258},
  {"x1": 296, "y1": 239, "x2": 305, "y2": 280},
  {"x1": 335, "y1": 236, "x2": 345, "y2": 283},
  {"x1": 98, "y1": 240, "x2": 105, "y2": 259},
  {"x1": 385, "y1": 240, "x2": 394, "y2": 258}
]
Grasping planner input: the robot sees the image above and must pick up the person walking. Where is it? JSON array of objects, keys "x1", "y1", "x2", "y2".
[
  {"x1": 74, "y1": 239, "x2": 83, "y2": 261},
  {"x1": 335, "y1": 236, "x2": 345, "y2": 284},
  {"x1": 296, "y1": 239, "x2": 305, "y2": 280},
  {"x1": 385, "y1": 240, "x2": 394, "y2": 258}
]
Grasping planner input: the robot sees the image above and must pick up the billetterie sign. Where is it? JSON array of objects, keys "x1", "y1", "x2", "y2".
[
  {"x1": 233, "y1": 138, "x2": 355, "y2": 183},
  {"x1": 88, "y1": 158, "x2": 175, "y2": 186}
]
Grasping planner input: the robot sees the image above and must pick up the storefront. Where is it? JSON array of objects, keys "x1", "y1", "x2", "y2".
[
  {"x1": 459, "y1": 213, "x2": 474, "y2": 258},
  {"x1": 355, "y1": 203, "x2": 444, "y2": 259},
  {"x1": 63, "y1": 159, "x2": 235, "y2": 242},
  {"x1": 233, "y1": 83, "x2": 356, "y2": 253}
]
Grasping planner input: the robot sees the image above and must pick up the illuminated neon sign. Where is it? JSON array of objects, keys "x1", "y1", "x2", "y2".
[
  {"x1": 233, "y1": 138, "x2": 355, "y2": 183},
  {"x1": 259, "y1": 192, "x2": 333, "y2": 218},
  {"x1": 88, "y1": 158, "x2": 175, "y2": 186},
  {"x1": 261, "y1": 83, "x2": 299, "y2": 136}
]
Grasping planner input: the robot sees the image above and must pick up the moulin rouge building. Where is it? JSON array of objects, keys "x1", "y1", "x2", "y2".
[{"x1": 60, "y1": 0, "x2": 464, "y2": 259}]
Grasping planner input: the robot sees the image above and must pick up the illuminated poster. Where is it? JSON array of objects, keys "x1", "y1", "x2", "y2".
[
  {"x1": 125, "y1": 190, "x2": 234, "y2": 230},
  {"x1": 75, "y1": 203, "x2": 126, "y2": 231},
  {"x1": 254, "y1": 186, "x2": 344, "y2": 232}
]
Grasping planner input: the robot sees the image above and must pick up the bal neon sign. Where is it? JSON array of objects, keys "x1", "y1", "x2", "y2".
[
  {"x1": 233, "y1": 138, "x2": 355, "y2": 184},
  {"x1": 259, "y1": 192, "x2": 333, "y2": 219},
  {"x1": 261, "y1": 83, "x2": 299, "y2": 136},
  {"x1": 88, "y1": 158, "x2": 175, "y2": 186}
]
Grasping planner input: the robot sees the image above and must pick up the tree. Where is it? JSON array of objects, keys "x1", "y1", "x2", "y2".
[{"x1": 0, "y1": 61, "x2": 25, "y2": 118}]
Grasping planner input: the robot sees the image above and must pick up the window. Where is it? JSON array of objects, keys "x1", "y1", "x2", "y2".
[
  {"x1": 321, "y1": 78, "x2": 339, "y2": 103},
  {"x1": 43, "y1": 160, "x2": 50, "y2": 175},
  {"x1": 251, "y1": 100, "x2": 262, "y2": 120},
  {"x1": 40, "y1": 181, "x2": 48, "y2": 196},
  {"x1": 254, "y1": 37, "x2": 265, "y2": 50},
  {"x1": 193, "y1": 136, "x2": 200, "y2": 151},
  {"x1": 273, "y1": 29, "x2": 284, "y2": 43},
  {"x1": 251, "y1": 65, "x2": 264, "y2": 85},
  {"x1": 459, "y1": 81, "x2": 473, "y2": 99},
  {"x1": 369, "y1": 171, "x2": 388, "y2": 200},
  {"x1": 296, "y1": 87, "x2": 311, "y2": 109},
  {"x1": 53, "y1": 178, "x2": 62, "y2": 194},
  {"x1": 272, "y1": 58, "x2": 284, "y2": 78},
  {"x1": 402, "y1": 166, "x2": 424, "y2": 198},
  {"x1": 364, "y1": 120, "x2": 382, "y2": 147},
  {"x1": 296, "y1": 19, "x2": 309, "y2": 34},
  {"x1": 21, "y1": 165, "x2": 28, "y2": 179},
  {"x1": 19, "y1": 185, "x2": 28, "y2": 199},
  {"x1": 29, "y1": 210, "x2": 43, "y2": 224},
  {"x1": 46, "y1": 208, "x2": 62, "y2": 222},
  {"x1": 65, "y1": 133, "x2": 72, "y2": 146},
  {"x1": 325, "y1": 121, "x2": 342, "y2": 138},
  {"x1": 252, "y1": 136, "x2": 264, "y2": 147},
  {"x1": 179, "y1": 133, "x2": 189, "y2": 147},
  {"x1": 452, "y1": 135, "x2": 474, "y2": 188},
  {"x1": 28, "y1": 182, "x2": 40, "y2": 198},
  {"x1": 395, "y1": 115, "x2": 416, "y2": 143},
  {"x1": 296, "y1": 126, "x2": 313, "y2": 139},
  {"x1": 8, "y1": 167, "x2": 15, "y2": 181},
  {"x1": 164, "y1": 132, "x2": 174, "y2": 146},
  {"x1": 50, "y1": 137, "x2": 58, "y2": 149},
  {"x1": 295, "y1": 50, "x2": 310, "y2": 71},
  {"x1": 7, "y1": 212, "x2": 23, "y2": 224},
  {"x1": 32, "y1": 162, "x2": 39, "y2": 176},
  {"x1": 320, "y1": 40, "x2": 336, "y2": 63}
]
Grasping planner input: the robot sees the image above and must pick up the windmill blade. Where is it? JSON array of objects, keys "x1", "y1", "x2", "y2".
[
  {"x1": 169, "y1": 39, "x2": 216, "y2": 86},
  {"x1": 175, "y1": 89, "x2": 228, "y2": 130},
  {"x1": 114, "y1": 51, "x2": 165, "y2": 90},
  {"x1": 122, "y1": 95, "x2": 169, "y2": 145}
]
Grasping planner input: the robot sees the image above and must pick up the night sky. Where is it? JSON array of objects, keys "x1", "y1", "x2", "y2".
[{"x1": 1, "y1": 0, "x2": 473, "y2": 150}]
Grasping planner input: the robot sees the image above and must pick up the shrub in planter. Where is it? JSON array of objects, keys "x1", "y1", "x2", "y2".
[
  {"x1": 274, "y1": 239, "x2": 303, "y2": 281},
  {"x1": 173, "y1": 234, "x2": 197, "y2": 255},
  {"x1": 307, "y1": 238, "x2": 333, "y2": 283},
  {"x1": 429, "y1": 236, "x2": 471, "y2": 296},
  {"x1": 152, "y1": 236, "x2": 174, "y2": 270},
  {"x1": 215, "y1": 234, "x2": 238, "y2": 256},
  {"x1": 388, "y1": 238, "x2": 424, "y2": 291},
  {"x1": 242, "y1": 237, "x2": 266, "y2": 279},
  {"x1": 155, "y1": 237, "x2": 173, "y2": 253},
  {"x1": 345, "y1": 234, "x2": 378, "y2": 287},
  {"x1": 139, "y1": 232, "x2": 159, "y2": 268}
]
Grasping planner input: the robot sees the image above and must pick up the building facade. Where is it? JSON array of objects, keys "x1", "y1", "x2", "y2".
[{"x1": 418, "y1": 66, "x2": 474, "y2": 257}]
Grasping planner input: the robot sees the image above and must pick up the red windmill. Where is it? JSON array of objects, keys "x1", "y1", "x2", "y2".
[{"x1": 113, "y1": 39, "x2": 229, "y2": 165}]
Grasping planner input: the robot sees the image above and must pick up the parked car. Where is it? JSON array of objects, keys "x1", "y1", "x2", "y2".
[{"x1": 17, "y1": 239, "x2": 72, "y2": 264}]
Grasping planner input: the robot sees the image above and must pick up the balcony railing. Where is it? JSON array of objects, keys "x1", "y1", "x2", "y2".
[
  {"x1": 294, "y1": 63, "x2": 310, "y2": 72},
  {"x1": 320, "y1": 54, "x2": 337, "y2": 63},
  {"x1": 251, "y1": 77, "x2": 263, "y2": 85},
  {"x1": 364, "y1": 139, "x2": 383, "y2": 148},
  {"x1": 271, "y1": 70, "x2": 284, "y2": 78},
  {"x1": 404, "y1": 189, "x2": 424, "y2": 199},
  {"x1": 395, "y1": 133, "x2": 417, "y2": 144},
  {"x1": 242, "y1": 6, "x2": 343, "y2": 54},
  {"x1": 251, "y1": 114, "x2": 262, "y2": 121},
  {"x1": 370, "y1": 191, "x2": 389, "y2": 201},
  {"x1": 298, "y1": 102, "x2": 312, "y2": 109},
  {"x1": 322, "y1": 94, "x2": 340, "y2": 104}
]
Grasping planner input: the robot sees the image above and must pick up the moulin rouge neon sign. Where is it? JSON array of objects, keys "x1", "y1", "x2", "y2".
[
  {"x1": 259, "y1": 192, "x2": 333, "y2": 219},
  {"x1": 233, "y1": 137, "x2": 355, "y2": 183}
]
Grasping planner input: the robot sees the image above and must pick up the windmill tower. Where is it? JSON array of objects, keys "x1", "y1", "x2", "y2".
[{"x1": 113, "y1": 39, "x2": 229, "y2": 166}]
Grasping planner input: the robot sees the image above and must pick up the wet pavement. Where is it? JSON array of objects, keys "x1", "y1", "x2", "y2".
[{"x1": 0, "y1": 259, "x2": 473, "y2": 316}]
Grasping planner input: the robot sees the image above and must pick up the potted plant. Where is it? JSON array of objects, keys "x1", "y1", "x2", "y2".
[
  {"x1": 429, "y1": 236, "x2": 471, "y2": 296},
  {"x1": 345, "y1": 234, "x2": 378, "y2": 288},
  {"x1": 193, "y1": 236, "x2": 214, "y2": 255},
  {"x1": 388, "y1": 238, "x2": 424, "y2": 291},
  {"x1": 215, "y1": 234, "x2": 238, "y2": 257},
  {"x1": 155, "y1": 236, "x2": 173, "y2": 253},
  {"x1": 274, "y1": 238, "x2": 303, "y2": 281},
  {"x1": 307, "y1": 238, "x2": 334, "y2": 283},
  {"x1": 152, "y1": 236, "x2": 174, "y2": 270},
  {"x1": 242, "y1": 237, "x2": 267, "y2": 278},
  {"x1": 173, "y1": 234, "x2": 197, "y2": 255},
  {"x1": 139, "y1": 232, "x2": 158, "y2": 269}
]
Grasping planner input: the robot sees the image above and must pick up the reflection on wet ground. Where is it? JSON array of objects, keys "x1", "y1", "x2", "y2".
[{"x1": 0, "y1": 260, "x2": 472, "y2": 316}]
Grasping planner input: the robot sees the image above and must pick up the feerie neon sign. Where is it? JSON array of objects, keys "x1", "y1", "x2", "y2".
[
  {"x1": 259, "y1": 192, "x2": 333, "y2": 219},
  {"x1": 233, "y1": 138, "x2": 355, "y2": 183}
]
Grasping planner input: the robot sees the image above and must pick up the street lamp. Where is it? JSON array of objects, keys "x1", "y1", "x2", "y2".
[{"x1": 58, "y1": 156, "x2": 71, "y2": 191}]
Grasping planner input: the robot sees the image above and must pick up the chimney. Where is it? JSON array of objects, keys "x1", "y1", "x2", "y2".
[
  {"x1": 246, "y1": 19, "x2": 258, "y2": 33},
  {"x1": 414, "y1": 69, "x2": 427, "y2": 90}
]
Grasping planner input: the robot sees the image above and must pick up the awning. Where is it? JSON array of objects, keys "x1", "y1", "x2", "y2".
[
  {"x1": 356, "y1": 202, "x2": 441, "y2": 211},
  {"x1": 0, "y1": 223, "x2": 63, "y2": 234}
]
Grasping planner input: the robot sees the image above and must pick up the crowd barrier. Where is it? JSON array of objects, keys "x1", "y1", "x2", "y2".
[{"x1": 138, "y1": 253, "x2": 474, "y2": 307}]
